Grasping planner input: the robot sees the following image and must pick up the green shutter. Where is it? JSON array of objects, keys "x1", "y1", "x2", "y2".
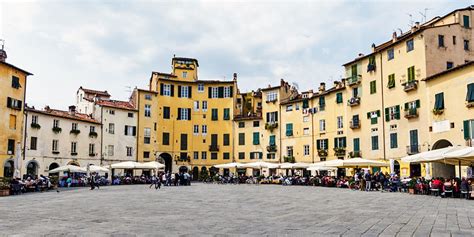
[
  {"x1": 269, "y1": 135, "x2": 275, "y2": 146},
  {"x1": 464, "y1": 15, "x2": 470, "y2": 28},
  {"x1": 303, "y1": 99, "x2": 309, "y2": 108},
  {"x1": 371, "y1": 117, "x2": 377, "y2": 125},
  {"x1": 286, "y1": 123, "x2": 293, "y2": 136},
  {"x1": 223, "y1": 108, "x2": 230, "y2": 120},
  {"x1": 370, "y1": 81, "x2": 376, "y2": 94},
  {"x1": 367, "y1": 112, "x2": 371, "y2": 119},
  {"x1": 404, "y1": 102, "x2": 408, "y2": 111},
  {"x1": 467, "y1": 83, "x2": 474, "y2": 102},
  {"x1": 415, "y1": 99, "x2": 420, "y2": 108},
  {"x1": 253, "y1": 132, "x2": 260, "y2": 145},
  {"x1": 464, "y1": 120, "x2": 471, "y2": 140},
  {"x1": 351, "y1": 64, "x2": 357, "y2": 77},
  {"x1": 353, "y1": 138, "x2": 360, "y2": 152},
  {"x1": 408, "y1": 66, "x2": 415, "y2": 81},
  {"x1": 316, "y1": 140, "x2": 321, "y2": 150},
  {"x1": 336, "y1": 93, "x2": 342, "y2": 104},
  {"x1": 395, "y1": 105, "x2": 400, "y2": 119},
  {"x1": 385, "y1": 108, "x2": 390, "y2": 121}
]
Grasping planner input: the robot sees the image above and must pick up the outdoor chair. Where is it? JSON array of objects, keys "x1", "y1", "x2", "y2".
[
  {"x1": 460, "y1": 189, "x2": 470, "y2": 199},
  {"x1": 444, "y1": 185, "x2": 453, "y2": 198},
  {"x1": 430, "y1": 187, "x2": 440, "y2": 196}
]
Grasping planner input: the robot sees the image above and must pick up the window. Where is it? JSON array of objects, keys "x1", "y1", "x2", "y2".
[
  {"x1": 447, "y1": 62, "x2": 453, "y2": 69},
  {"x1": 223, "y1": 152, "x2": 230, "y2": 160},
  {"x1": 266, "y1": 92, "x2": 277, "y2": 102},
  {"x1": 72, "y1": 123, "x2": 78, "y2": 131},
  {"x1": 224, "y1": 87, "x2": 231, "y2": 98},
  {"x1": 11, "y1": 76, "x2": 20, "y2": 89},
  {"x1": 193, "y1": 125, "x2": 199, "y2": 135},
  {"x1": 211, "y1": 87, "x2": 219, "y2": 98},
  {"x1": 182, "y1": 71, "x2": 187, "y2": 78},
  {"x1": 463, "y1": 119, "x2": 474, "y2": 140},
  {"x1": 6, "y1": 97, "x2": 22, "y2": 110},
  {"x1": 253, "y1": 132, "x2": 260, "y2": 145},
  {"x1": 198, "y1": 84, "x2": 204, "y2": 92},
  {"x1": 144, "y1": 128, "x2": 151, "y2": 144},
  {"x1": 238, "y1": 133, "x2": 245, "y2": 146},
  {"x1": 286, "y1": 105, "x2": 293, "y2": 112},
  {"x1": 319, "y1": 119, "x2": 326, "y2": 132},
  {"x1": 467, "y1": 83, "x2": 474, "y2": 102},
  {"x1": 178, "y1": 108, "x2": 191, "y2": 120},
  {"x1": 109, "y1": 110, "x2": 115, "y2": 115},
  {"x1": 238, "y1": 122, "x2": 245, "y2": 128},
  {"x1": 90, "y1": 126, "x2": 95, "y2": 133},
  {"x1": 144, "y1": 105, "x2": 151, "y2": 117},
  {"x1": 143, "y1": 151, "x2": 150, "y2": 159},
  {"x1": 109, "y1": 123, "x2": 115, "y2": 134},
  {"x1": 334, "y1": 137, "x2": 346, "y2": 148},
  {"x1": 438, "y1": 35, "x2": 445, "y2": 47},
  {"x1": 223, "y1": 134, "x2": 230, "y2": 146},
  {"x1": 302, "y1": 100, "x2": 309, "y2": 109},
  {"x1": 286, "y1": 123, "x2": 293, "y2": 136},
  {"x1": 336, "y1": 93, "x2": 343, "y2": 104},
  {"x1": 144, "y1": 94, "x2": 152, "y2": 101},
  {"x1": 388, "y1": 74, "x2": 395, "y2": 88},
  {"x1": 106, "y1": 145, "x2": 113, "y2": 156},
  {"x1": 163, "y1": 106, "x2": 170, "y2": 119},
  {"x1": 337, "y1": 116, "x2": 343, "y2": 129},
  {"x1": 238, "y1": 152, "x2": 245, "y2": 160},
  {"x1": 367, "y1": 110, "x2": 380, "y2": 125},
  {"x1": 371, "y1": 136, "x2": 379, "y2": 150},
  {"x1": 202, "y1": 101, "x2": 208, "y2": 111},
  {"x1": 180, "y1": 134, "x2": 188, "y2": 150},
  {"x1": 162, "y1": 132, "x2": 170, "y2": 145},
  {"x1": 267, "y1": 153, "x2": 276, "y2": 159},
  {"x1": 32, "y1": 115, "x2": 38, "y2": 125},
  {"x1": 180, "y1": 86, "x2": 189, "y2": 98},
  {"x1": 30, "y1": 137, "x2": 37, "y2": 150},
  {"x1": 211, "y1": 108, "x2": 218, "y2": 121},
  {"x1": 303, "y1": 116, "x2": 309, "y2": 122},
  {"x1": 52, "y1": 140, "x2": 58, "y2": 152},
  {"x1": 9, "y1": 114, "x2": 16, "y2": 130},
  {"x1": 304, "y1": 145, "x2": 310, "y2": 156},
  {"x1": 71, "y1": 142, "x2": 77, "y2": 154},
  {"x1": 89, "y1": 143, "x2": 95, "y2": 155},
  {"x1": 353, "y1": 138, "x2": 360, "y2": 152},
  {"x1": 253, "y1": 121, "x2": 259, "y2": 127},
  {"x1": 201, "y1": 151, "x2": 207, "y2": 160},
  {"x1": 125, "y1": 125, "x2": 136, "y2": 136},
  {"x1": 303, "y1": 127, "x2": 309, "y2": 135},
  {"x1": 126, "y1": 147, "x2": 133, "y2": 157},
  {"x1": 406, "y1": 39, "x2": 414, "y2": 52},
  {"x1": 434, "y1": 93, "x2": 445, "y2": 110},
  {"x1": 390, "y1": 133, "x2": 398, "y2": 149},
  {"x1": 453, "y1": 36, "x2": 457, "y2": 45},
  {"x1": 223, "y1": 108, "x2": 230, "y2": 120},
  {"x1": 128, "y1": 112, "x2": 134, "y2": 118},
  {"x1": 286, "y1": 146, "x2": 294, "y2": 157},
  {"x1": 316, "y1": 139, "x2": 328, "y2": 150},
  {"x1": 385, "y1": 105, "x2": 400, "y2": 121},
  {"x1": 53, "y1": 119, "x2": 60, "y2": 128},
  {"x1": 319, "y1": 96, "x2": 325, "y2": 111},
  {"x1": 370, "y1": 80, "x2": 376, "y2": 94},
  {"x1": 387, "y1": 48, "x2": 394, "y2": 61},
  {"x1": 463, "y1": 15, "x2": 470, "y2": 28},
  {"x1": 464, "y1": 40, "x2": 470, "y2": 51},
  {"x1": 407, "y1": 66, "x2": 415, "y2": 82},
  {"x1": 266, "y1": 111, "x2": 278, "y2": 123},
  {"x1": 193, "y1": 101, "x2": 199, "y2": 111},
  {"x1": 211, "y1": 153, "x2": 218, "y2": 160}
]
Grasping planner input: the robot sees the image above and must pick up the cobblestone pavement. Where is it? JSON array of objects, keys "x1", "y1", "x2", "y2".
[{"x1": 0, "y1": 184, "x2": 473, "y2": 236}]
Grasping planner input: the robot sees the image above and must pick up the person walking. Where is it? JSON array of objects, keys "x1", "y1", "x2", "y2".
[
  {"x1": 95, "y1": 173, "x2": 100, "y2": 189},
  {"x1": 365, "y1": 170, "x2": 372, "y2": 192},
  {"x1": 89, "y1": 172, "x2": 96, "y2": 190},
  {"x1": 150, "y1": 174, "x2": 157, "y2": 189}
]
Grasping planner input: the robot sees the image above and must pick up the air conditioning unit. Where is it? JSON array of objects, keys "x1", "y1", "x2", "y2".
[{"x1": 7, "y1": 151, "x2": 12, "y2": 155}]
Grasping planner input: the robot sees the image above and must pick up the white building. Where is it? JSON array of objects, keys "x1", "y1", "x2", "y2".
[
  {"x1": 76, "y1": 87, "x2": 137, "y2": 165},
  {"x1": 23, "y1": 106, "x2": 102, "y2": 177}
]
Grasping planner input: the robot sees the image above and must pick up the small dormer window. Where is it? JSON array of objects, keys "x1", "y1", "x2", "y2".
[{"x1": 182, "y1": 71, "x2": 187, "y2": 78}]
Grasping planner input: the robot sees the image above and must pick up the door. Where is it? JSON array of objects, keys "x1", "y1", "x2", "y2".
[
  {"x1": 211, "y1": 134, "x2": 218, "y2": 146},
  {"x1": 409, "y1": 129, "x2": 418, "y2": 153},
  {"x1": 180, "y1": 134, "x2": 188, "y2": 150}
]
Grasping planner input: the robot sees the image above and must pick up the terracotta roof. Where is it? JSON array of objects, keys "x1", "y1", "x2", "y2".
[
  {"x1": 157, "y1": 77, "x2": 234, "y2": 84},
  {"x1": 233, "y1": 115, "x2": 263, "y2": 121},
  {"x1": 26, "y1": 107, "x2": 100, "y2": 124},
  {"x1": 423, "y1": 61, "x2": 474, "y2": 82},
  {"x1": 79, "y1": 86, "x2": 111, "y2": 97},
  {"x1": 152, "y1": 72, "x2": 177, "y2": 78},
  {"x1": 96, "y1": 99, "x2": 137, "y2": 111},
  {"x1": 0, "y1": 61, "x2": 33, "y2": 76}
]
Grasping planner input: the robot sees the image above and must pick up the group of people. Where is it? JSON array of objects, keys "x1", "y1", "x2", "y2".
[{"x1": 8, "y1": 175, "x2": 52, "y2": 194}]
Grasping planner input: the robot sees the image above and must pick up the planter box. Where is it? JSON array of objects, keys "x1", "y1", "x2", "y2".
[
  {"x1": 0, "y1": 189, "x2": 10, "y2": 197},
  {"x1": 408, "y1": 188, "x2": 415, "y2": 194}
]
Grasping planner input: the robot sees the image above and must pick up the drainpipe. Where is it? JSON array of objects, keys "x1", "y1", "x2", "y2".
[
  {"x1": 100, "y1": 106, "x2": 104, "y2": 166},
  {"x1": 380, "y1": 54, "x2": 387, "y2": 161},
  {"x1": 21, "y1": 75, "x2": 29, "y2": 177}
]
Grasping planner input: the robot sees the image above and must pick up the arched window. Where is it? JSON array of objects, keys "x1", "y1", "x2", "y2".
[
  {"x1": 26, "y1": 161, "x2": 38, "y2": 177},
  {"x1": 3, "y1": 160, "x2": 14, "y2": 178}
]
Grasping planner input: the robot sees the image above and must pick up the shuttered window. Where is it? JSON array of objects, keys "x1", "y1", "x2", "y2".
[
  {"x1": 286, "y1": 123, "x2": 293, "y2": 136},
  {"x1": 407, "y1": 66, "x2": 415, "y2": 81},
  {"x1": 370, "y1": 80, "x2": 376, "y2": 94},
  {"x1": 466, "y1": 83, "x2": 474, "y2": 102},
  {"x1": 253, "y1": 132, "x2": 260, "y2": 145},
  {"x1": 434, "y1": 93, "x2": 444, "y2": 110},
  {"x1": 335, "y1": 93, "x2": 343, "y2": 104}
]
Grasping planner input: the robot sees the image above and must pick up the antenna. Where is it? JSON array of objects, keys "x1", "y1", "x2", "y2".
[
  {"x1": 406, "y1": 13, "x2": 414, "y2": 27},
  {"x1": 124, "y1": 86, "x2": 132, "y2": 94},
  {"x1": 0, "y1": 39, "x2": 4, "y2": 50}
]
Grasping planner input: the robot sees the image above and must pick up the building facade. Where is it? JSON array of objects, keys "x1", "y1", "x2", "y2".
[{"x1": 0, "y1": 47, "x2": 32, "y2": 178}]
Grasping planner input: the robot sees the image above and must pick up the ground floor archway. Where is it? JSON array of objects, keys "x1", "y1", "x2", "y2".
[
  {"x1": 432, "y1": 139, "x2": 453, "y2": 150},
  {"x1": 26, "y1": 160, "x2": 39, "y2": 177},
  {"x1": 3, "y1": 160, "x2": 14, "y2": 178},
  {"x1": 179, "y1": 166, "x2": 188, "y2": 173},
  {"x1": 159, "y1": 153, "x2": 172, "y2": 173},
  {"x1": 393, "y1": 160, "x2": 400, "y2": 175},
  {"x1": 192, "y1": 167, "x2": 199, "y2": 181}
]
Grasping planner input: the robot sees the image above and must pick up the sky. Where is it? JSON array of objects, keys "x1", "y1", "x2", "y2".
[{"x1": 0, "y1": 0, "x2": 471, "y2": 109}]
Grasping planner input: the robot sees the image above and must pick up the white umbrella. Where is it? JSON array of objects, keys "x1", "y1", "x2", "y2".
[
  {"x1": 48, "y1": 165, "x2": 87, "y2": 173},
  {"x1": 279, "y1": 163, "x2": 295, "y2": 169},
  {"x1": 312, "y1": 159, "x2": 344, "y2": 167},
  {"x1": 214, "y1": 162, "x2": 241, "y2": 169},
  {"x1": 239, "y1": 162, "x2": 279, "y2": 169},
  {"x1": 292, "y1": 163, "x2": 311, "y2": 169},
  {"x1": 110, "y1": 161, "x2": 139, "y2": 169},
  {"x1": 88, "y1": 165, "x2": 110, "y2": 173},
  {"x1": 341, "y1": 158, "x2": 388, "y2": 167},
  {"x1": 401, "y1": 146, "x2": 460, "y2": 163},
  {"x1": 136, "y1": 161, "x2": 165, "y2": 169},
  {"x1": 307, "y1": 166, "x2": 337, "y2": 171},
  {"x1": 444, "y1": 146, "x2": 474, "y2": 159}
]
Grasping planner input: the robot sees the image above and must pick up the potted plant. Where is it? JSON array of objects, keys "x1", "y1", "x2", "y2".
[
  {"x1": 31, "y1": 123, "x2": 41, "y2": 129},
  {"x1": 0, "y1": 178, "x2": 11, "y2": 196},
  {"x1": 407, "y1": 178, "x2": 416, "y2": 194},
  {"x1": 89, "y1": 131, "x2": 98, "y2": 138},
  {"x1": 52, "y1": 127, "x2": 62, "y2": 134},
  {"x1": 70, "y1": 129, "x2": 81, "y2": 135},
  {"x1": 432, "y1": 108, "x2": 444, "y2": 115}
]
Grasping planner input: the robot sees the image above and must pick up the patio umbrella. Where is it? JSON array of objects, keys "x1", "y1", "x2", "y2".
[
  {"x1": 110, "y1": 161, "x2": 140, "y2": 169},
  {"x1": 401, "y1": 146, "x2": 460, "y2": 163},
  {"x1": 341, "y1": 158, "x2": 388, "y2": 167},
  {"x1": 312, "y1": 159, "x2": 344, "y2": 167},
  {"x1": 307, "y1": 166, "x2": 337, "y2": 171},
  {"x1": 48, "y1": 165, "x2": 87, "y2": 173},
  {"x1": 239, "y1": 162, "x2": 279, "y2": 169},
  {"x1": 136, "y1": 161, "x2": 165, "y2": 169},
  {"x1": 279, "y1": 163, "x2": 295, "y2": 169},
  {"x1": 88, "y1": 165, "x2": 110, "y2": 173},
  {"x1": 214, "y1": 162, "x2": 241, "y2": 169}
]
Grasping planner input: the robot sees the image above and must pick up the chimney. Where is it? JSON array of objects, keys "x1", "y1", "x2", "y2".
[
  {"x1": 415, "y1": 22, "x2": 420, "y2": 29},
  {"x1": 371, "y1": 43, "x2": 376, "y2": 52},
  {"x1": 358, "y1": 53, "x2": 364, "y2": 57},
  {"x1": 0, "y1": 40, "x2": 7, "y2": 62},
  {"x1": 319, "y1": 82, "x2": 326, "y2": 92},
  {"x1": 68, "y1": 105, "x2": 76, "y2": 115},
  {"x1": 233, "y1": 73, "x2": 237, "y2": 81},
  {"x1": 45, "y1": 106, "x2": 51, "y2": 111},
  {"x1": 411, "y1": 22, "x2": 420, "y2": 33},
  {"x1": 392, "y1": 32, "x2": 397, "y2": 43},
  {"x1": 334, "y1": 81, "x2": 339, "y2": 87}
]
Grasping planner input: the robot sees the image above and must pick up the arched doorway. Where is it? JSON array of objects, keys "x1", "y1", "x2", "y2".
[
  {"x1": 48, "y1": 163, "x2": 60, "y2": 176},
  {"x1": 3, "y1": 160, "x2": 14, "y2": 178},
  {"x1": 432, "y1": 139, "x2": 452, "y2": 150},
  {"x1": 68, "y1": 161, "x2": 80, "y2": 166},
  {"x1": 393, "y1": 160, "x2": 400, "y2": 175},
  {"x1": 431, "y1": 139, "x2": 455, "y2": 178},
  {"x1": 159, "y1": 153, "x2": 172, "y2": 173},
  {"x1": 192, "y1": 167, "x2": 199, "y2": 181},
  {"x1": 26, "y1": 161, "x2": 39, "y2": 177}
]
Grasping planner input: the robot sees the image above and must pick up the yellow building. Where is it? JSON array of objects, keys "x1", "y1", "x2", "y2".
[
  {"x1": 137, "y1": 57, "x2": 237, "y2": 178},
  {"x1": 0, "y1": 47, "x2": 33, "y2": 177}
]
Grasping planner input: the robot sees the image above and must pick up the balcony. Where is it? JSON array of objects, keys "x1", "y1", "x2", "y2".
[
  {"x1": 333, "y1": 147, "x2": 346, "y2": 157},
  {"x1": 346, "y1": 75, "x2": 362, "y2": 86},
  {"x1": 432, "y1": 108, "x2": 444, "y2": 115},
  {"x1": 266, "y1": 145, "x2": 277, "y2": 152},
  {"x1": 402, "y1": 80, "x2": 418, "y2": 92},
  {"x1": 404, "y1": 108, "x2": 419, "y2": 119},
  {"x1": 30, "y1": 123, "x2": 41, "y2": 129},
  {"x1": 467, "y1": 101, "x2": 474, "y2": 108},
  {"x1": 265, "y1": 122, "x2": 278, "y2": 132},
  {"x1": 52, "y1": 127, "x2": 62, "y2": 134},
  {"x1": 89, "y1": 153, "x2": 96, "y2": 157},
  {"x1": 350, "y1": 120, "x2": 361, "y2": 129},
  {"x1": 209, "y1": 145, "x2": 219, "y2": 152},
  {"x1": 349, "y1": 151, "x2": 361, "y2": 158},
  {"x1": 89, "y1": 131, "x2": 98, "y2": 138},
  {"x1": 284, "y1": 156, "x2": 295, "y2": 163},
  {"x1": 406, "y1": 145, "x2": 420, "y2": 155},
  {"x1": 347, "y1": 97, "x2": 361, "y2": 107},
  {"x1": 317, "y1": 149, "x2": 328, "y2": 157},
  {"x1": 70, "y1": 129, "x2": 81, "y2": 135}
]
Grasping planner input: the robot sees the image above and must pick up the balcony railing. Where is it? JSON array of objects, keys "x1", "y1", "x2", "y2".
[
  {"x1": 333, "y1": 147, "x2": 346, "y2": 157},
  {"x1": 317, "y1": 149, "x2": 328, "y2": 157},
  {"x1": 265, "y1": 122, "x2": 278, "y2": 132},
  {"x1": 266, "y1": 145, "x2": 277, "y2": 152},
  {"x1": 209, "y1": 145, "x2": 219, "y2": 152},
  {"x1": 404, "y1": 108, "x2": 419, "y2": 119},
  {"x1": 349, "y1": 151, "x2": 361, "y2": 158},
  {"x1": 346, "y1": 75, "x2": 362, "y2": 86},
  {"x1": 406, "y1": 145, "x2": 420, "y2": 155},
  {"x1": 284, "y1": 156, "x2": 295, "y2": 163},
  {"x1": 350, "y1": 120, "x2": 361, "y2": 129},
  {"x1": 347, "y1": 97, "x2": 361, "y2": 106},
  {"x1": 402, "y1": 80, "x2": 418, "y2": 92}
]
